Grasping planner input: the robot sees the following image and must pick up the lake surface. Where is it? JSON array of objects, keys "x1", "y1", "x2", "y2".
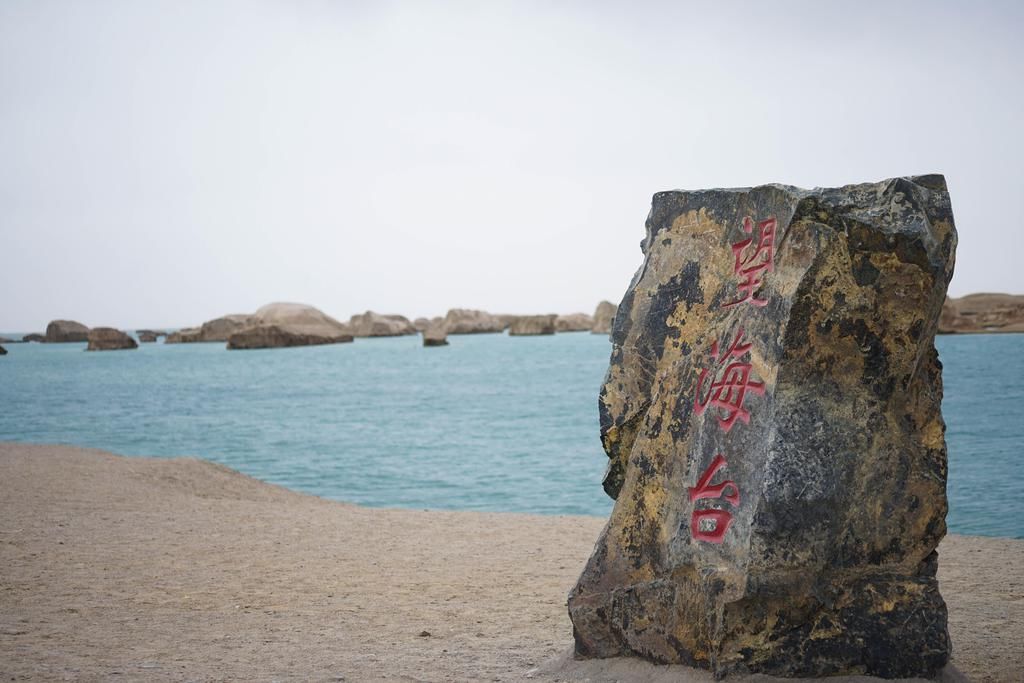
[{"x1": 0, "y1": 331, "x2": 1020, "y2": 538}]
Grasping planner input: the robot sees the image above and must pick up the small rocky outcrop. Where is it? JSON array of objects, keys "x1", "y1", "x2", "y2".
[
  {"x1": 496, "y1": 314, "x2": 519, "y2": 330},
  {"x1": 45, "y1": 320, "x2": 90, "y2": 343},
  {"x1": 227, "y1": 325, "x2": 353, "y2": 349},
  {"x1": 939, "y1": 293, "x2": 1024, "y2": 333},
  {"x1": 422, "y1": 322, "x2": 449, "y2": 347},
  {"x1": 164, "y1": 328, "x2": 199, "y2": 343},
  {"x1": 0, "y1": 345, "x2": 6, "y2": 355},
  {"x1": 86, "y1": 327, "x2": 138, "y2": 351},
  {"x1": 227, "y1": 302, "x2": 353, "y2": 350},
  {"x1": 569, "y1": 175, "x2": 956, "y2": 678},
  {"x1": 442, "y1": 309, "x2": 505, "y2": 334},
  {"x1": 166, "y1": 314, "x2": 252, "y2": 343},
  {"x1": 22, "y1": 333, "x2": 45, "y2": 343},
  {"x1": 348, "y1": 311, "x2": 417, "y2": 337},
  {"x1": 136, "y1": 329, "x2": 166, "y2": 341},
  {"x1": 201, "y1": 315, "x2": 252, "y2": 340},
  {"x1": 556, "y1": 312, "x2": 593, "y2": 332},
  {"x1": 590, "y1": 301, "x2": 617, "y2": 335},
  {"x1": 509, "y1": 314, "x2": 556, "y2": 336}
]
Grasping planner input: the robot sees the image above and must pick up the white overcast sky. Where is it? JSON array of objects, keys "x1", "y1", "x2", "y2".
[{"x1": 2, "y1": 0, "x2": 1022, "y2": 330}]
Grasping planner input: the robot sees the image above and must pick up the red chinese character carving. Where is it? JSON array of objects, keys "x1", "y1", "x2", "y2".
[
  {"x1": 689, "y1": 454, "x2": 740, "y2": 543},
  {"x1": 723, "y1": 216, "x2": 776, "y2": 308},
  {"x1": 694, "y1": 328, "x2": 765, "y2": 433}
]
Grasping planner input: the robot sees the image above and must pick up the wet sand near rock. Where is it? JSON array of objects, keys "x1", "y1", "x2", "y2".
[{"x1": 1, "y1": 443, "x2": 1020, "y2": 682}]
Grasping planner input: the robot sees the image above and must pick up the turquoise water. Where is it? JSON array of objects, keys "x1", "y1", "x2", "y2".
[{"x1": 0, "y1": 332, "x2": 1021, "y2": 538}]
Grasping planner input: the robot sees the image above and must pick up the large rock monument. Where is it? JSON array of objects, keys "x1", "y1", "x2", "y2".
[{"x1": 568, "y1": 176, "x2": 956, "y2": 678}]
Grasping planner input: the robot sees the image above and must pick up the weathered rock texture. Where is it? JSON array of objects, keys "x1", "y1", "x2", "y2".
[
  {"x1": 422, "y1": 322, "x2": 449, "y2": 347},
  {"x1": 348, "y1": 311, "x2": 417, "y2": 337},
  {"x1": 22, "y1": 333, "x2": 45, "y2": 343},
  {"x1": 568, "y1": 175, "x2": 956, "y2": 679},
  {"x1": 556, "y1": 313, "x2": 594, "y2": 332},
  {"x1": 443, "y1": 309, "x2": 504, "y2": 335},
  {"x1": 939, "y1": 293, "x2": 1024, "y2": 334},
  {"x1": 165, "y1": 315, "x2": 252, "y2": 343},
  {"x1": 509, "y1": 314, "x2": 557, "y2": 336},
  {"x1": 45, "y1": 320, "x2": 90, "y2": 343},
  {"x1": 413, "y1": 317, "x2": 432, "y2": 332},
  {"x1": 86, "y1": 328, "x2": 138, "y2": 351},
  {"x1": 591, "y1": 301, "x2": 617, "y2": 335},
  {"x1": 227, "y1": 303, "x2": 353, "y2": 350}
]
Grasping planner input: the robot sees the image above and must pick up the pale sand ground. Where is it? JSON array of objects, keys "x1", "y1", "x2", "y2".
[{"x1": 0, "y1": 443, "x2": 1021, "y2": 683}]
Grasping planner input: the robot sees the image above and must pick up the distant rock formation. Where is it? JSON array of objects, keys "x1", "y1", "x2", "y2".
[
  {"x1": 227, "y1": 302, "x2": 353, "y2": 350},
  {"x1": 0, "y1": 336, "x2": 14, "y2": 344},
  {"x1": 348, "y1": 311, "x2": 417, "y2": 337},
  {"x1": 556, "y1": 313, "x2": 594, "y2": 332},
  {"x1": 136, "y1": 329, "x2": 166, "y2": 342},
  {"x1": 22, "y1": 333, "x2": 45, "y2": 343},
  {"x1": 509, "y1": 314, "x2": 557, "y2": 336},
  {"x1": 939, "y1": 293, "x2": 1024, "y2": 333},
  {"x1": 86, "y1": 328, "x2": 138, "y2": 351},
  {"x1": 496, "y1": 314, "x2": 519, "y2": 330},
  {"x1": 227, "y1": 326, "x2": 354, "y2": 349},
  {"x1": 413, "y1": 317, "x2": 432, "y2": 332},
  {"x1": 422, "y1": 322, "x2": 449, "y2": 347},
  {"x1": 166, "y1": 315, "x2": 252, "y2": 343},
  {"x1": 443, "y1": 309, "x2": 505, "y2": 335},
  {"x1": 590, "y1": 301, "x2": 617, "y2": 335},
  {"x1": 164, "y1": 328, "x2": 199, "y2": 343},
  {"x1": 45, "y1": 320, "x2": 90, "y2": 343}
]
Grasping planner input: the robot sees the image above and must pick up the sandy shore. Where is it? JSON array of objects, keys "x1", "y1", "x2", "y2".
[{"x1": 0, "y1": 443, "x2": 1021, "y2": 682}]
